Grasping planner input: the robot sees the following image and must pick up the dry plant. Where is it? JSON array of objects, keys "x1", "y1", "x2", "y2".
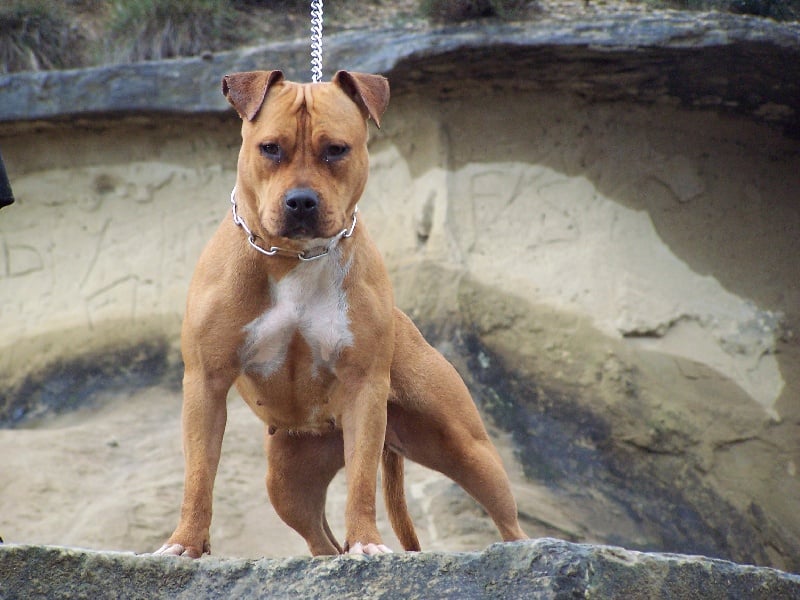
[
  {"x1": 421, "y1": 0, "x2": 531, "y2": 21},
  {"x1": 0, "y1": 1, "x2": 84, "y2": 73},
  {"x1": 103, "y1": 0, "x2": 244, "y2": 64}
]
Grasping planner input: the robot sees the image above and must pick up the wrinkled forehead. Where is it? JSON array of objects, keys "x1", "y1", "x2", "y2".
[{"x1": 252, "y1": 81, "x2": 365, "y2": 135}]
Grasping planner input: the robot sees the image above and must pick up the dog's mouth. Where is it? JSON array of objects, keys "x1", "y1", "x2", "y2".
[
  {"x1": 279, "y1": 212, "x2": 324, "y2": 240},
  {"x1": 281, "y1": 224, "x2": 317, "y2": 240},
  {"x1": 275, "y1": 210, "x2": 355, "y2": 249},
  {"x1": 278, "y1": 188, "x2": 324, "y2": 240},
  {"x1": 268, "y1": 189, "x2": 356, "y2": 245}
]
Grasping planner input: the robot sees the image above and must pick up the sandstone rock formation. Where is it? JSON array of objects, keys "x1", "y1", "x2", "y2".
[
  {"x1": 1, "y1": 9, "x2": 798, "y2": 575},
  {"x1": 2, "y1": 539, "x2": 799, "y2": 599},
  {"x1": 1, "y1": 13, "x2": 798, "y2": 134}
]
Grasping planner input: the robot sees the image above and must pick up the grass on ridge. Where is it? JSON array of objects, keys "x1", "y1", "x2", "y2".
[
  {"x1": 103, "y1": 0, "x2": 243, "y2": 64},
  {"x1": 1, "y1": 0, "x2": 798, "y2": 74},
  {"x1": 0, "y1": 0, "x2": 85, "y2": 73}
]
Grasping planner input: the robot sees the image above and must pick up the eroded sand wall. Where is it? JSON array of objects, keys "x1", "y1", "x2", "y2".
[{"x1": 1, "y1": 89, "x2": 798, "y2": 567}]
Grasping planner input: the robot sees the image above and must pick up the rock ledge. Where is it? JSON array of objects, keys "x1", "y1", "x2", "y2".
[
  {"x1": 1, "y1": 538, "x2": 798, "y2": 599},
  {"x1": 0, "y1": 13, "x2": 798, "y2": 135}
]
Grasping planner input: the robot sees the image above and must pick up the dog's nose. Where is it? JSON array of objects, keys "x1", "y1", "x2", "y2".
[{"x1": 284, "y1": 188, "x2": 319, "y2": 217}]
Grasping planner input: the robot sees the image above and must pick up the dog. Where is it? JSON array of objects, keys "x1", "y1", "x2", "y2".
[{"x1": 155, "y1": 70, "x2": 527, "y2": 557}]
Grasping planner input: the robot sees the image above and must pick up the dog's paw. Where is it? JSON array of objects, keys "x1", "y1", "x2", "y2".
[
  {"x1": 347, "y1": 542, "x2": 393, "y2": 556},
  {"x1": 153, "y1": 543, "x2": 204, "y2": 558}
]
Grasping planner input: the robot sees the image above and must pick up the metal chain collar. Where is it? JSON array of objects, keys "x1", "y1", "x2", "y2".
[
  {"x1": 230, "y1": 188, "x2": 357, "y2": 262},
  {"x1": 310, "y1": 0, "x2": 324, "y2": 83}
]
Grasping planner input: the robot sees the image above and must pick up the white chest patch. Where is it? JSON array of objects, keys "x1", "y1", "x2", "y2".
[{"x1": 241, "y1": 249, "x2": 354, "y2": 379}]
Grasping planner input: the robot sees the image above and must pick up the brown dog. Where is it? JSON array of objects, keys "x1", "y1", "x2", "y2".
[{"x1": 155, "y1": 70, "x2": 527, "y2": 557}]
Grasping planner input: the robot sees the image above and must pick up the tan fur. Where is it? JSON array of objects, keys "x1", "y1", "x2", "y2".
[{"x1": 156, "y1": 71, "x2": 526, "y2": 558}]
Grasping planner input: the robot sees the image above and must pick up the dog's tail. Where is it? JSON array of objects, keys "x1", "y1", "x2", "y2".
[{"x1": 381, "y1": 447, "x2": 422, "y2": 551}]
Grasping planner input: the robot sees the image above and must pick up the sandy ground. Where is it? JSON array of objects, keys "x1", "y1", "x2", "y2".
[
  {"x1": 0, "y1": 383, "x2": 524, "y2": 558},
  {"x1": 0, "y1": 385, "x2": 368, "y2": 557}
]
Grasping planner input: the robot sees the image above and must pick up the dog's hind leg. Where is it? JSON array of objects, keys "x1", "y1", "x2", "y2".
[
  {"x1": 389, "y1": 309, "x2": 528, "y2": 543},
  {"x1": 387, "y1": 400, "x2": 527, "y2": 543},
  {"x1": 265, "y1": 428, "x2": 345, "y2": 555}
]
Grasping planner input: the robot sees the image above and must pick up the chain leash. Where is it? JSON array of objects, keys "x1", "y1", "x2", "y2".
[{"x1": 310, "y1": 0, "x2": 324, "y2": 82}]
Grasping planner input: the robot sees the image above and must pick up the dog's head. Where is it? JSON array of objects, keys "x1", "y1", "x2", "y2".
[{"x1": 222, "y1": 70, "x2": 389, "y2": 244}]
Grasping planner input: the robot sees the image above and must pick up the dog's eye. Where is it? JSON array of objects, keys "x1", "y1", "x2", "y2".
[
  {"x1": 324, "y1": 144, "x2": 349, "y2": 162},
  {"x1": 260, "y1": 143, "x2": 282, "y2": 162}
]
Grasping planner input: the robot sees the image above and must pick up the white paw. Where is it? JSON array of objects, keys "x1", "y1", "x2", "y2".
[
  {"x1": 153, "y1": 543, "x2": 200, "y2": 558},
  {"x1": 347, "y1": 542, "x2": 393, "y2": 556}
]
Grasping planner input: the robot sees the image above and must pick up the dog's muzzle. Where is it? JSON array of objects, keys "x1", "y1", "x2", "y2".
[
  {"x1": 230, "y1": 187, "x2": 358, "y2": 261},
  {"x1": 282, "y1": 188, "x2": 320, "y2": 238}
]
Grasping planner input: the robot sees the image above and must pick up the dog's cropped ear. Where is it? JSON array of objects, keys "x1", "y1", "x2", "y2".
[
  {"x1": 221, "y1": 70, "x2": 284, "y2": 121},
  {"x1": 333, "y1": 71, "x2": 390, "y2": 129}
]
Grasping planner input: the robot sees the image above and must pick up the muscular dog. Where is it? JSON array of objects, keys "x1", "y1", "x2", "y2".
[{"x1": 155, "y1": 70, "x2": 527, "y2": 557}]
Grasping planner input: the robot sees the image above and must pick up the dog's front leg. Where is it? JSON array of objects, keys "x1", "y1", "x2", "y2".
[
  {"x1": 156, "y1": 371, "x2": 229, "y2": 558},
  {"x1": 338, "y1": 376, "x2": 392, "y2": 555}
]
